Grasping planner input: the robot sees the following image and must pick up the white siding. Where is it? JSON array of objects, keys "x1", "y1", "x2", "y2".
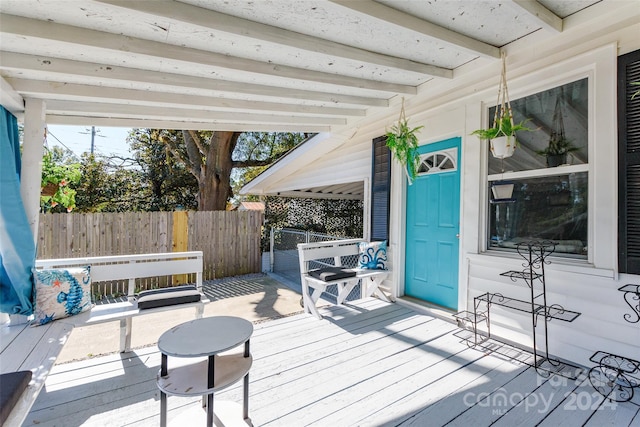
[{"x1": 272, "y1": 137, "x2": 373, "y2": 193}]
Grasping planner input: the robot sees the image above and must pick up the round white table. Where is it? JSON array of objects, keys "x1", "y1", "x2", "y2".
[{"x1": 157, "y1": 316, "x2": 253, "y2": 427}]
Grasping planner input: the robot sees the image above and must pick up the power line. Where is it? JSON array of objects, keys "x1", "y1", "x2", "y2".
[{"x1": 45, "y1": 129, "x2": 81, "y2": 160}]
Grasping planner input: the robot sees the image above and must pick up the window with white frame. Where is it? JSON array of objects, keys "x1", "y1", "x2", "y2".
[{"x1": 487, "y1": 78, "x2": 588, "y2": 258}]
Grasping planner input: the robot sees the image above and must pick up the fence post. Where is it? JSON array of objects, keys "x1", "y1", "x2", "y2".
[
  {"x1": 172, "y1": 211, "x2": 189, "y2": 285},
  {"x1": 269, "y1": 227, "x2": 275, "y2": 273},
  {"x1": 128, "y1": 259, "x2": 136, "y2": 301}
]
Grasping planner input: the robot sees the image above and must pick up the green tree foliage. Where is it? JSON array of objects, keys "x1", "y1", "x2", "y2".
[
  {"x1": 231, "y1": 132, "x2": 306, "y2": 201},
  {"x1": 74, "y1": 154, "x2": 105, "y2": 211},
  {"x1": 40, "y1": 146, "x2": 81, "y2": 212},
  {"x1": 128, "y1": 129, "x2": 198, "y2": 211},
  {"x1": 139, "y1": 130, "x2": 308, "y2": 211}
]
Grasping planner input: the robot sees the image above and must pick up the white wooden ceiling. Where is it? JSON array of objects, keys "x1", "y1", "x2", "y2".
[{"x1": 0, "y1": 0, "x2": 601, "y2": 132}]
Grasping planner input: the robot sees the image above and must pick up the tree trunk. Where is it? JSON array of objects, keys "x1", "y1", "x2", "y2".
[{"x1": 197, "y1": 131, "x2": 240, "y2": 211}]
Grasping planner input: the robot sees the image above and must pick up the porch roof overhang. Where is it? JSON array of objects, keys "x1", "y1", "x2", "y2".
[{"x1": 1, "y1": 0, "x2": 604, "y2": 134}]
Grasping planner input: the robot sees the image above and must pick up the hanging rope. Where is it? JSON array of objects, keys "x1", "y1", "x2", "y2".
[
  {"x1": 398, "y1": 97, "x2": 406, "y2": 124},
  {"x1": 550, "y1": 88, "x2": 565, "y2": 144},
  {"x1": 493, "y1": 52, "x2": 514, "y2": 132}
]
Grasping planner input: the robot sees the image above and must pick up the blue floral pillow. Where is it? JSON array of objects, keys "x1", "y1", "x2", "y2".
[
  {"x1": 358, "y1": 241, "x2": 388, "y2": 270},
  {"x1": 32, "y1": 267, "x2": 92, "y2": 326}
]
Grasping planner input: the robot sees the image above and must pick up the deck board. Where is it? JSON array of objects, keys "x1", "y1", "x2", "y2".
[{"x1": 27, "y1": 299, "x2": 640, "y2": 426}]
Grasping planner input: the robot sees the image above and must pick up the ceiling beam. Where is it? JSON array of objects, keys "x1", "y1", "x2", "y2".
[
  {"x1": 0, "y1": 75, "x2": 24, "y2": 116},
  {"x1": 329, "y1": 0, "x2": 500, "y2": 59},
  {"x1": 511, "y1": 0, "x2": 563, "y2": 32},
  {"x1": 99, "y1": 0, "x2": 452, "y2": 79},
  {"x1": 7, "y1": 78, "x2": 367, "y2": 117},
  {"x1": 322, "y1": 183, "x2": 359, "y2": 194},
  {"x1": 0, "y1": 14, "x2": 417, "y2": 94},
  {"x1": 0, "y1": 52, "x2": 389, "y2": 108},
  {"x1": 44, "y1": 100, "x2": 348, "y2": 126},
  {"x1": 46, "y1": 115, "x2": 331, "y2": 132}
]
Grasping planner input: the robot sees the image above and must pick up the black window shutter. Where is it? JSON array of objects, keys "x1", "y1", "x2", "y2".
[
  {"x1": 371, "y1": 136, "x2": 391, "y2": 242},
  {"x1": 618, "y1": 49, "x2": 640, "y2": 273}
]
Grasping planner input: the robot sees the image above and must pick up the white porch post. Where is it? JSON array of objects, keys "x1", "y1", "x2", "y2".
[
  {"x1": 362, "y1": 177, "x2": 370, "y2": 241},
  {"x1": 21, "y1": 97, "x2": 46, "y2": 245}
]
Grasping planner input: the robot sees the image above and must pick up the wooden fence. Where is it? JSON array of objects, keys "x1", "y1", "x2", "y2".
[{"x1": 37, "y1": 211, "x2": 263, "y2": 297}]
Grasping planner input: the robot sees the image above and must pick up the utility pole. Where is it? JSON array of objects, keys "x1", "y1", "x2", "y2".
[
  {"x1": 90, "y1": 126, "x2": 95, "y2": 154},
  {"x1": 81, "y1": 126, "x2": 102, "y2": 154}
]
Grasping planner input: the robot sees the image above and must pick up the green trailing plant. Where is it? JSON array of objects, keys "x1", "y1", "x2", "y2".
[
  {"x1": 536, "y1": 137, "x2": 578, "y2": 156},
  {"x1": 41, "y1": 149, "x2": 82, "y2": 212},
  {"x1": 470, "y1": 112, "x2": 532, "y2": 141},
  {"x1": 385, "y1": 99, "x2": 423, "y2": 184}
]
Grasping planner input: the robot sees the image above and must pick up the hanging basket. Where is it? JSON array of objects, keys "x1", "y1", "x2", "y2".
[
  {"x1": 385, "y1": 98, "x2": 423, "y2": 185},
  {"x1": 41, "y1": 182, "x2": 58, "y2": 196},
  {"x1": 490, "y1": 135, "x2": 517, "y2": 159}
]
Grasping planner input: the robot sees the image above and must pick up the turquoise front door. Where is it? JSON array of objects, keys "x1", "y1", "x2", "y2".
[{"x1": 405, "y1": 137, "x2": 461, "y2": 310}]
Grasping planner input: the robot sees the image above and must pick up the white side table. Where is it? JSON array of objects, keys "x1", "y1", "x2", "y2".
[{"x1": 157, "y1": 316, "x2": 253, "y2": 427}]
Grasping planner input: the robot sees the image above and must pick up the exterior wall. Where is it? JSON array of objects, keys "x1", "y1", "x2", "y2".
[
  {"x1": 244, "y1": 2, "x2": 640, "y2": 367},
  {"x1": 383, "y1": 37, "x2": 639, "y2": 367}
]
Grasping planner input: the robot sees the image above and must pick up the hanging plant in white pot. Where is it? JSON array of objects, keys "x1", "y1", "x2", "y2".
[
  {"x1": 385, "y1": 98, "x2": 423, "y2": 185},
  {"x1": 471, "y1": 52, "x2": 533, "y2": 159}
]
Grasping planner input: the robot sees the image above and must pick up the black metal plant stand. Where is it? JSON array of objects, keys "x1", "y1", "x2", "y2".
[
  {"x1": 455, "y1": 241, "x2": 582, "y2": 378},
  {"x1": 587, "y1": 284, "x2": 640, "y2": 402},
  {"x1": 618, "y1": 284, "x2": 640, "y2": 324},
  {"x1": 588, "y1": 351, "x2": 640, "y2": 402}
]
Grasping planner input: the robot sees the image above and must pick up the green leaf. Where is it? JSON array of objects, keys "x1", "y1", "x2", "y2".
[
  {"x1": 385, "y1": 118, "x2": 423, "y2": 181},
  {"x1": 470, "y1": 113, "x2": 534, "y2": 141}
]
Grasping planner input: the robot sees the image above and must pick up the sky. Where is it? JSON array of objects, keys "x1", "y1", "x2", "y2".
[{"x1": 46, "y1": 125, "x2": 132, "y2": 159}]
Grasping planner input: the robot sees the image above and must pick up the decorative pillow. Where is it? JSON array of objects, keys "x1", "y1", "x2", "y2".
[
  {"x1": 32, "y1": 267, "x2": 92, "y2": 326},
  {"x1": 358, "y1": 241, "x2": 388, "y2": 270}
]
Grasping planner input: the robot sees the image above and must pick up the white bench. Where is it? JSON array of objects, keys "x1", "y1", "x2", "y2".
[
  {"x1": 35, "y1": 251, "x2": 208, "y2": 352},
  {"x1": 0, "y1": 251, "x2": 207, "y2": 427},
  {"x1": 297, "y1": 239, "x2": 392, "y2": 320}
]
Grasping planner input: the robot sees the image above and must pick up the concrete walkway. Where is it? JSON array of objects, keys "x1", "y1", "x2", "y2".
[{"x1": 56, "y1": 274, "x2": 304, "y2": 364}]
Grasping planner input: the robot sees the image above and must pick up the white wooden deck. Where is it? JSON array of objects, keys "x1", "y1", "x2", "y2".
[{"x1": 27, "y1": 299, "x2": 640, "y2": 427}]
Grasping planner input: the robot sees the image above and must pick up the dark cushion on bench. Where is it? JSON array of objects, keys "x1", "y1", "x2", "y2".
[
  {"x1": 137, "y1": 285, "x2": 202, "y2": 310},
  {"x1": 308, "y1": 267, "x2": 357, "y2": 282},
  {"x1": 0, "y1": 370, "x2": 32, "y2": 425}
]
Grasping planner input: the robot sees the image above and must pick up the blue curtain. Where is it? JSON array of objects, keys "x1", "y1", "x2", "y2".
[{"x1": 0, "y1": 106, "x2": 35, "y2": 315}]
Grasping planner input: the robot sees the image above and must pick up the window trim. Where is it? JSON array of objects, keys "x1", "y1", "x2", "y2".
[
  {"x1": 463, "y1": 44, "x2": 616, "y2": 271},
  {"x1": 488, "y1": 164, "x2": 588, "y2": 181}
]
